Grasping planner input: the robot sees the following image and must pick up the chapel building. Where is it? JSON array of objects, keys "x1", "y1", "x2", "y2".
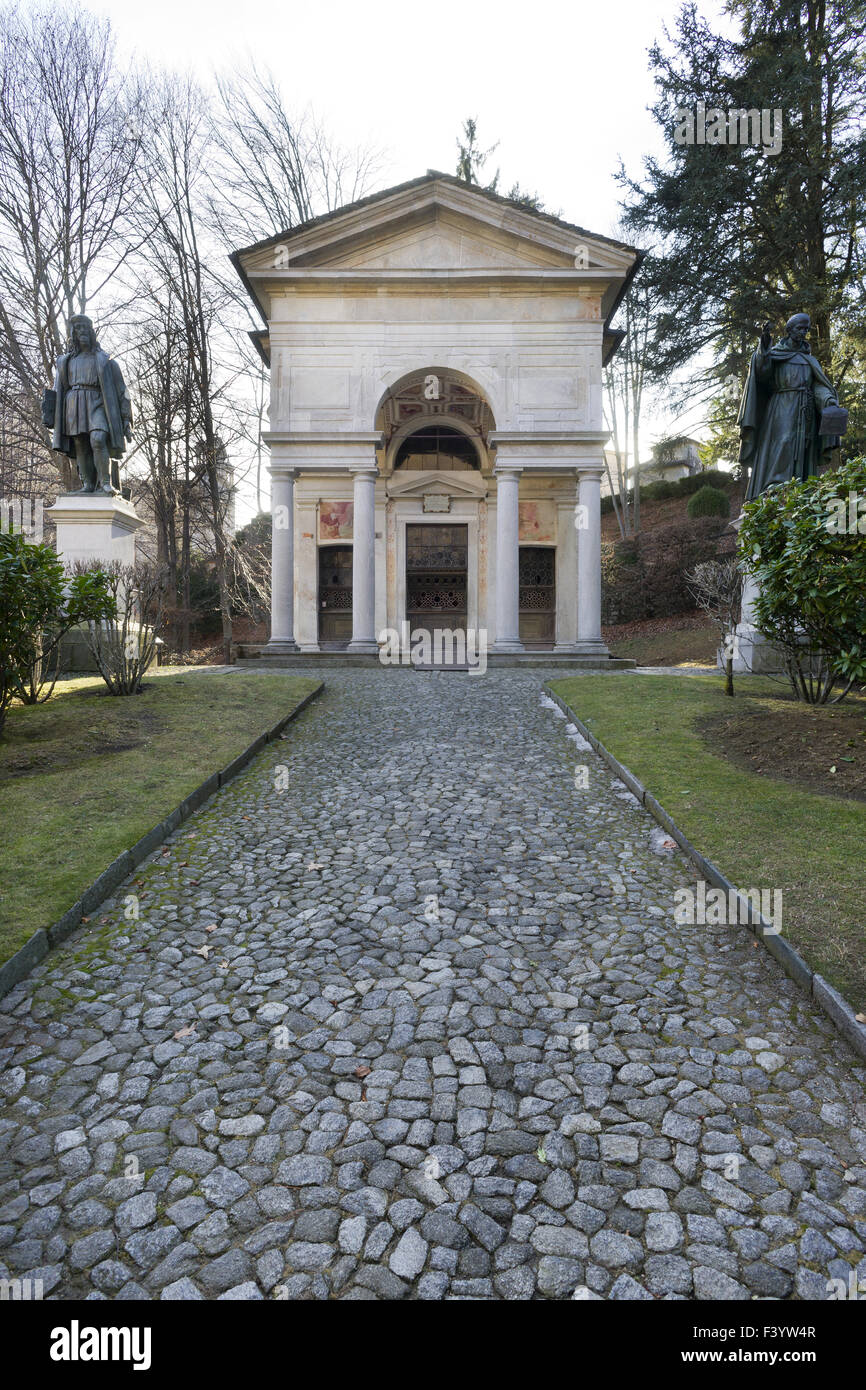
[{"x1": 231, "y1": 172, "x2": 641, "y2": 661}]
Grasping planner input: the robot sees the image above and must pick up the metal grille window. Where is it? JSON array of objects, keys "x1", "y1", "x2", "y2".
[
  {"x1": 519, "y1": 545, "x2": 556, "y2": 646},
  {"x1": 406, "y1": 524, "x2": 468, "y2": 632}
]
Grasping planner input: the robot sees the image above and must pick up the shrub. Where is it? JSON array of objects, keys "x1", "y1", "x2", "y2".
[
  {"x1": 687, "y1": 485, "x2": 730, "y2": 519},
  {"x1": 81, "y1": 561, "x2": 168, "y2": 695},
  {"x1": 0, "y1": 530, "x2": 113, "y2": 731},
  {"x1": 685, "y1": 559, "x2": 743, "y2": 696},
  {"x1": 602, "y1": 517, "x2": 728, "y2": 623},
  {"x1": 737, "y1": 457, "x2": 866, "y2": 702}
]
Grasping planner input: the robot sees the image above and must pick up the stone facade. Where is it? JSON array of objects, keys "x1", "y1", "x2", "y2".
[{"x1": 232, "y1": 173, "x2": 641, "y2": 658}]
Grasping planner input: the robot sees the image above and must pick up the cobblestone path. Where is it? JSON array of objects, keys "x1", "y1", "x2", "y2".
[{"x1": 1, "y1": 669, "x2": 865, "y2": 1301}]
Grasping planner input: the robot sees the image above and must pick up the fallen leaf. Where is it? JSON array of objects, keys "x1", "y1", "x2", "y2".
[
  {"x1": 218, "y1": 959, "x2": 230, "y2": 969},
  {"x1": 194, "y1": 945, "x2": 211, "y2": 959},
  {"x1": 856, "y1": 1013, "x2": 866, "y2": 1024},
  {"x1": 173, "y1": 1024, "x2": 196, "y2": 1040},
  {"x1": 662, "y1": 839, "x2": 676, "y2": 849},
  {"x1": 354, "y1": 1065, "x2": 371, "y2": 1079},
  {"x1": 204, "y1": 924, "x2": 218, "y2": 934}
]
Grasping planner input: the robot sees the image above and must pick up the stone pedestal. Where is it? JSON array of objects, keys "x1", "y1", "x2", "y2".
[
  {"x1": 726, "y1": 570, "x2": 786, "y2": 674},
  {"x1": 725, "y1": 512, "x2": 786, "y2": 675},
  {"x1": 47, "y1": 493, "x2": 145, "y2": 569},
  {"x1": 46, "y1": 493, "x2": 147, "y2": 673}
]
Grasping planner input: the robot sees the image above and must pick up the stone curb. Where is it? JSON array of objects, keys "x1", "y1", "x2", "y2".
[
  {"x1": 544, "y1": 682, "x2": 866, "y2": 1063},
  {"x1": 0, "y1": 682, "x2": 324, "y2": 1001}
]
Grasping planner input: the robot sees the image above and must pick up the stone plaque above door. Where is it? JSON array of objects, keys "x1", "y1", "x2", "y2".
[{"x1": 423, "y1": 493, "x2": 451, "y2": 513}]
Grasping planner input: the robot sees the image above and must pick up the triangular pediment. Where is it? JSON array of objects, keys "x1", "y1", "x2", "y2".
[
  {"x1": 387, "y1": 469, "x2": 488, "y2": 499},
  {"x1": 232, "y1": 173, "x2": 642, "y2": 334},
  {"x1": 237, "y1": 174, "x2": 637, "y2": 276}
]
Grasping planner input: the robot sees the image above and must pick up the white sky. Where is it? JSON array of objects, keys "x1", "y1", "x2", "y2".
[{"x1": 92, "y1": 0, "x2": 727, "y2": 517}]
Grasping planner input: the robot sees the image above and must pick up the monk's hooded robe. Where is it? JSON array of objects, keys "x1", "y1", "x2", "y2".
[{"x1": 737, "y1": 335, "x2": 839, "y2": 501}]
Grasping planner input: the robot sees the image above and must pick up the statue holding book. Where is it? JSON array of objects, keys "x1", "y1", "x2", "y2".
[{"x1": 42, "y1": 315, "x2": 134, "y2": 496}]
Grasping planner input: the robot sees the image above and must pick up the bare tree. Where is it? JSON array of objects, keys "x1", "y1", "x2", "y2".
[
  {"x1": 686, "y1": 558, "x2": 742, "y2": 697},
  {"x1": 603, "y1": 256, "x2": 658, "y2": 537},
  {"x1": 208, "y1": 63, "x2": 380, "y2": 249},
  {"x1": 135, "y1": 75, "x2": 243, "y2": 662},
  {"x1": 0, "y1": 2, "x2": 147, "y2": 491}
]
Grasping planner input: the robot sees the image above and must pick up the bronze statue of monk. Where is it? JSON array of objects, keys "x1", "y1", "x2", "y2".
[{"x1": 738, "y1": 312, "x2": 844, "y2": 501}]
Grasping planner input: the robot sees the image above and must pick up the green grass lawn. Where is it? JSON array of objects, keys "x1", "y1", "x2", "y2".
[
  {"x1": 552, "y1": 673, "x2": 866, "y2": 1010},
  {"x1": 0, "y1": 669, "x2": 320, "y2": 964}
]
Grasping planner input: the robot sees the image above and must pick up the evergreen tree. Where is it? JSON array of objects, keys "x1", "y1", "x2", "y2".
[
  {"x1": 456, "y1": 118, "x2": 499, "y2": 189},
  {"x1": 619, "y1": 1, "x2": 866, "y2": 422},
  {"x1": 455, "y1": 118, "x2": 544, "y2": 209}
]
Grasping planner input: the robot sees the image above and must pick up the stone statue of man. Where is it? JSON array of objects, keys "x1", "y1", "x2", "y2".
[
  {"x1": 45, "y1": 315, "x2": 133, "y2": 495},
  {"x1": 737, "y1": 312, "x2": 843, "y2": 501}
]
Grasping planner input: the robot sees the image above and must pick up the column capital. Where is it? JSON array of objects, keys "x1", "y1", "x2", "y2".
[
  {"x1": 493, "y1": 462, "x2": 523, "y2": 478},
  {"x1": 348, "y1": 462, "x2": 380, "y2": 478}
]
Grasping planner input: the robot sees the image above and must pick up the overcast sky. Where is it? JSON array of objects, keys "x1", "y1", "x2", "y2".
[{"x1": 93, "y1": 0, "x2": 728, "y2": 514}]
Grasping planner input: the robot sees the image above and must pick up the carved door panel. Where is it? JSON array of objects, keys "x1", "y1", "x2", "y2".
[
  {"x1": 519, "y1": 546, "x2": 556, "y2": 648},
  {"x1": 318, "y1": 545, "x2": 353, "y2": 647}
]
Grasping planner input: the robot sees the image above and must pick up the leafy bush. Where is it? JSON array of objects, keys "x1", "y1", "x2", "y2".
[
  {"x1": 737, "y1": 457, "x2": 866, "y2": 702},
  {"x1": 687, "y1": 485, "x2": 731, "y2": 520},
  {"x1": 0, "y1": 530, "x2": 114, "y2": 731},
  {"x1": 602, "y1": 468, "x2": 740, "y2": 514}
]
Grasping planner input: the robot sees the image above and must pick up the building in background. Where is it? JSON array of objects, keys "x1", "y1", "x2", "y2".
[{"x1": 232, "y1": 172, "x2": 641, "y2": 658}]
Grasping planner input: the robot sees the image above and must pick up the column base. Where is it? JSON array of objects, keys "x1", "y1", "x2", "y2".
[
  {"x1": 264, "y1": 639, "x2": 299, "y2": 655},
  {"x1": 574, "y1": 639, "x2": 610, "y2": 657},
  {"x1": 297, "y1": 642, "x2": 321, "y2": 654},
  {"x1": 347, "y1": 639, "x2": 379, "y2": 655},
  {"x1": 492, "y1": 639, "x2": 525, "y2": 654},
  {"x1": 726, "y1": 625, "x2": 787, "y2": 675}
]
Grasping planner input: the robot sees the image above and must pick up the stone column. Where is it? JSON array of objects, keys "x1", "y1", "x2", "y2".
[
  {"x1": 554, "y1": 498, "x2": 578, "y2": 651},
  {"x1": 493, "y1": 465, "x2": 524, "y2": 653},
  {"x1": 576, "y1": 465, "x2": 608, "y2": 655},
  {"x1": 348, "y1": 464, "x2": 378, "y2": 653},
  {"x1": 266, "y1": 468, "x2": 298, "y2": 652}
]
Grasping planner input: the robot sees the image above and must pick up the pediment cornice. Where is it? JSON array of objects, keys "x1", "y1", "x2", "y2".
[{"x1": 386, "y1": 469, "x2": 488, "y2": 499}]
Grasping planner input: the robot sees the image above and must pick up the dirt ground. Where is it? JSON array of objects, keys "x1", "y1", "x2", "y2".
[{"x1": 698, "y1": 698, "x2": 866, "y2": 802}]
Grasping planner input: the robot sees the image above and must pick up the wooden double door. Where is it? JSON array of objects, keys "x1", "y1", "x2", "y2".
[{"x1": 405, "y1": 523, "x2": 468, "y2": 635}]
